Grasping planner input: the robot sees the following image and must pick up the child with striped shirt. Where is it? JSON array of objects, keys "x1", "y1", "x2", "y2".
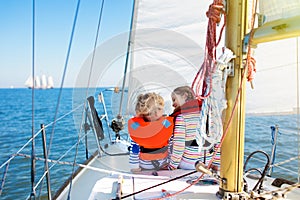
[{"x1": 168, "y1": 86, "x2": 220, "y2": 170}]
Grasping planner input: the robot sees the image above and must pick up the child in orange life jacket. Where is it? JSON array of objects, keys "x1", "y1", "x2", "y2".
[{"x1": 128, "y1": 92, "x2": 174, "y2": 172}]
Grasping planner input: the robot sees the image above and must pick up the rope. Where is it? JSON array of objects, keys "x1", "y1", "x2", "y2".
[
  {"x1": 245, "y1": 0, "x2": 258, "y2": 89},
  {"x1": 250, "y1": 183, "x2": 300, "y2": 200},
  {"x1": 195, "y1": 0, "x2": 260, "y2": 197},
  {"x1": 246, "y1": 56, "x2": 256, "y2": 83},
  {"x1": 0, "y1": 160, "x2": 10, "y2": 196},
  {"x1": 121, "y1": 171, "x2": 198, "y2": 199},
  {"x1": 192, "y1": 0, "x2": 226, "y2": 99},
  {"x1": 154, "y1": 2, "x2": 227, "y2": 199}
]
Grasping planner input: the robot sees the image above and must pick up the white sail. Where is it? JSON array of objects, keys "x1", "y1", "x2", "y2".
[
  {"x1": 24, "y1": 76, "x2": 33, "y2": 88},
  {"x1": 259, "y1": 0, "x2": 300, "y2": 23},
  {"x1": 246, "y1": 37, "x2": 300, "y2": 114},
  {"x1": 47, "y1": 75, "x2": 54, "y2": 89},
  {"x1": 246, "y1": 0, "x2": 300, "y2": 114},
  {"x1": 25, "y1": 74, "x2": 54, "y2": 89},
  {"x1": 126, "y1": 0, "x2": 212, "y2": 115},
  {"x1": 41, "y1": 74, "x2": 47, "y2": 89},
  {"x1": 34, "y1": 76, "x2": 41, "y2": 89}
]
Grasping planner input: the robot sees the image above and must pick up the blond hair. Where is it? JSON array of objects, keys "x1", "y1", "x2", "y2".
[
  {"x1": 135, "y1": 92, "x2": 164, "y2": 117},
  {"x1": 172, "y1": 86, "x2": 195, "y2": 101}
]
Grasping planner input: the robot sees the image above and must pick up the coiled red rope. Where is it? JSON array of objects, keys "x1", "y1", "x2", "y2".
[{"x1": 192, "y1": 0, "x2": 226, "y2": 99}]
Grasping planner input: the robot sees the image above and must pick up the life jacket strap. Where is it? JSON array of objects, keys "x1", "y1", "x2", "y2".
[
  {"x1": 140, "y1": 145, "x2": 168, "y2": 153},
  {"x1": 139, "y1": 146, "x2": 168, "y2": 161}
]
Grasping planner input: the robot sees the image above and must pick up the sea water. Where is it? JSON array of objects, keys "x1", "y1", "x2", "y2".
[{"x1": 0, "y1": 88, "x2": 299, "y2": 199}]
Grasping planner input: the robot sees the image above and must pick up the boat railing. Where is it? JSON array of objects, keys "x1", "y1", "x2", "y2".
[
  {"x1": 1, "y1": 88, "x2": 299, "y2": 199},
  {"x1": 248, "y1": 155, "x2": 299, "y2": 175},
  {"x1": 244, "y1": 120, "x2": 300, "y2": 182},
  {"x1": 0, "y1": 103, "x2": 84, "y2": 170},
  {"x1": 0, "y1": 102, "x2": 104, "y2": 198},
  {"x1": 0, "y1": 87, "x2": 131, "y2": 198}
]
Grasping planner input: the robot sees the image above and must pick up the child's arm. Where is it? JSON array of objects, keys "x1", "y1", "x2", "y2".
[{"x1": 129, "y1": 139, "x2": 141, "y2": 173}]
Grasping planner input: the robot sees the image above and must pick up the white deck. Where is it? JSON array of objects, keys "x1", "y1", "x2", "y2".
[
  {"x1": 55, "y1": 142, "x2": 300, "y2": 200},
  {"x1": 89, "y1": 175, "x2": 219, "y2": 199},
  {"x1": 55, "y1": 142, "x2": 220, "y2": 199}
]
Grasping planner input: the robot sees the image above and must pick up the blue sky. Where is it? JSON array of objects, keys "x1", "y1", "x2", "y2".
[
  {"x1": 1, "y1": 0, "x2": 299, "y2": 113},
  {"x1": 0, "y1": 0, "x2": 133, "y2": 88}
]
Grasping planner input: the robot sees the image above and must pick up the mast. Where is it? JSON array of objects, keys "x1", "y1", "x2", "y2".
[
  {"x1": 117, "y1": 0, "x2": 137, "y2": 117},
  {"x1": 219, "y1": 0, "x2": 300, "y2": 197},
  {"x1": 219, "y1": 0, "x2": 249, "y2": 197}
]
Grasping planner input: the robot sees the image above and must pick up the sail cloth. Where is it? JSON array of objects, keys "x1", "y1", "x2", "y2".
[
  {"x1": 126, "y1": 0, "x2": 211, "y2": 115},
  {"x1": 259, "y1": 0, "x2": 300, "y2": 23},
  {"x1": 126, "y1": 0, "x2": 233, "y2": 150}
]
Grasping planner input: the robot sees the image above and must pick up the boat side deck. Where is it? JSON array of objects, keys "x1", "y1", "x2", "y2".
[
  {"x1": 55, "y1": 142, "x2": 300, "y2": 200},
  {"x1": 55, "y1": 142, "x2": 220, "y2": 200}
]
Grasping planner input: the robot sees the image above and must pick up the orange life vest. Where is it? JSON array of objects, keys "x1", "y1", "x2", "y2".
[{"x1": 128, "y1": 116, "x2": 174, "y2": 160}]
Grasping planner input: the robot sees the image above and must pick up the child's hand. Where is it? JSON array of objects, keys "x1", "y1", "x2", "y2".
[{"x1": 160, "y1": 164, "x2": 174, "y2": 170}]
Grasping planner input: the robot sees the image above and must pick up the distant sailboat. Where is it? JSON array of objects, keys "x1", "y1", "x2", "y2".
[
  {"x1": 47, "y1": 76, "x2": 54, "y2": 89},
  {"x1": 24, "y1": 76, "x2": 34, "y2": 89},
  {"x1": 34, "y1": 76, "x2": 41, "y2": 89},
  {"x1": 25, "y1": 75, "x2": 54, "y2": 89},
  {"x1": 41, "y1": 74, "x2": 47, "y2": 89}
]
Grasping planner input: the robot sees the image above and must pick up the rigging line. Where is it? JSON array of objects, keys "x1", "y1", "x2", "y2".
[
  {"x1": 67, "y1": 1, "x2": 108, "y2": 197},
  {"x1": 47, "y1": 0, "x2": 81, "y2": 158},
  {"x1": 0, "y1": 104, "x2": 83, "y2": 170},
  {"x1": 193, "y1": 2, "x2": 226, "y2": 100},
  {"x1": 156, "y1": 2, "x2": 227, "y2": 199},
  {"x1": 272, "y1": 162, "x2": 300, "y2": 176},
  {"x1": 0, "y1": 106, "x2": 85, "y2": 176},
  {"x1": 117, "y1": 0, "x2": 136, "y2": 117},
  {"x1": 158, "y1": 2, "x2": 227, "y2": 199},
  {"x1": 121, "y1": 170, "x2": 198, "y2": 199},
  {"x1": 80, "y1": 0, "x2": 105, "y2": 107},
  {"x1": 22, "y1": 131, "x2": 92, "y2": 191},
  {"x1": 297, "y1": 36, "x2": 300, "y2": 183},
  {"x1": 34, "y1": 137, "x2": 128, "y2": 193},
  {"x1": 243, "y1": 152, "x2": 299, "y2": 175},
  {"x1": 14, "y1": 153, "x2": 174, "y2": 180},
  {"x1": 42, "y1": 103, "x2": 83, "y2": 130},
  {"x1": 65, "y1": 1, "x2": 106, "y2": 199},
  {"x1": 37, "y1": 107, "x2": 82, "y2": 199},
  {"x1": 74, "y1": 0, "x2": 105, "y2": 150},
  {"x1": 183, "y1": 1, "x2": 260, "y2": 196},
  {"x1": 0, "y1": 161, "x2": 10, "y2": 195},
  {"x1": 30, "y1": 0, "x2": 36, "y2": 198}
]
